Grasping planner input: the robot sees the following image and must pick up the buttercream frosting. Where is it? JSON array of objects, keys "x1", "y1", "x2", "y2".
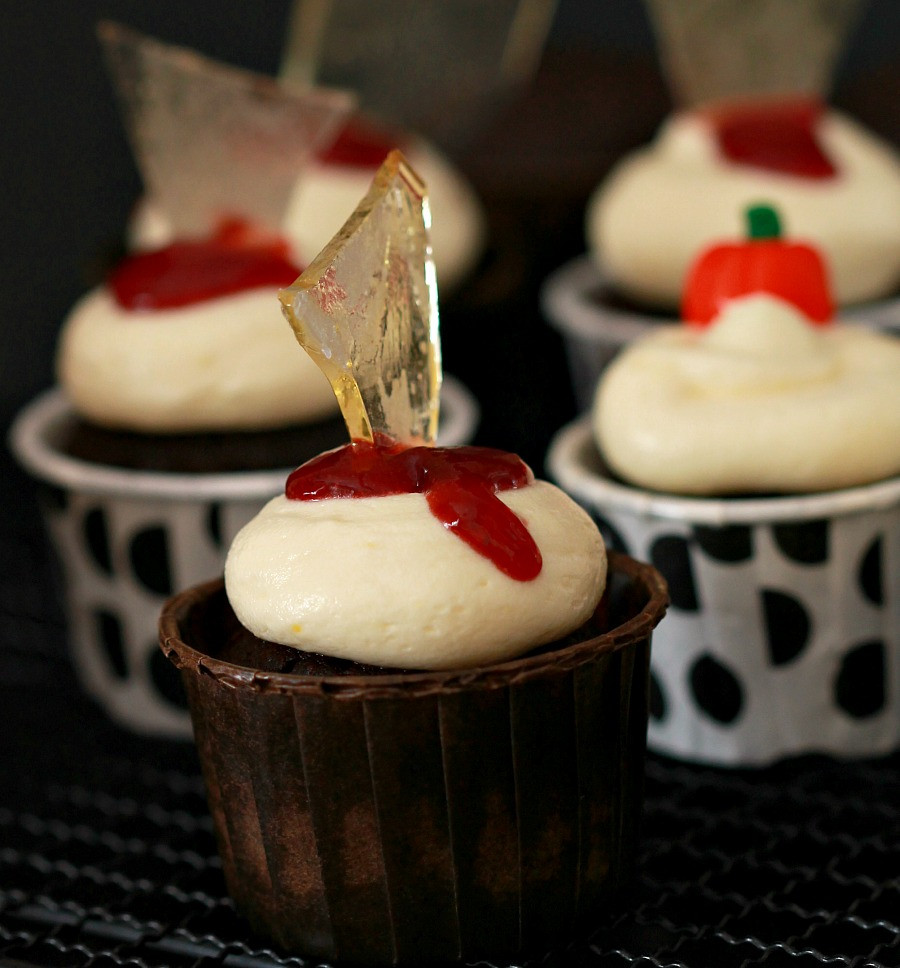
[
  {"x1": 592, "y1": 294, "x2": 900, "y2": 495},
  {"x1": 224, "y1": 479, "x2": 607, "y2": 669},
  {"x1": 587, "y1": 110, "x2": 900, "y2": 308},
  {"x1": 56, "y1": 286, "x2": 337, "y2": 433}
]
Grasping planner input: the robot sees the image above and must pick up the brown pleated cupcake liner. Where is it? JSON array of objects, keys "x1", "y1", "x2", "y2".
[{"x1": 159, "y1": 551, "x2": 668, "y2": 964}]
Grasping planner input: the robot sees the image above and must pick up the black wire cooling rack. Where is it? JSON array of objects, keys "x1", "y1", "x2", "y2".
[{"x1": 2, "y1": 525, "x2": 900, "y2": 968}]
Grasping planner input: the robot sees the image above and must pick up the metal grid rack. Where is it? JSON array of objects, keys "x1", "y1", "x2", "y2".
[{"x1": 2, "y1": 526, "x2": 899, "y2": 968}]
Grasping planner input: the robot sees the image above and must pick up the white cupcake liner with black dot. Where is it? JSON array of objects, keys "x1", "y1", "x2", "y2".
[
  {"x1": 548, "y1": 418, "x2": 900, "y2": 767},
  {"x1": 9, "y1": 382, "x2": 480, "y2": 738},
  {"x1": 541, "y1": 255, "x2": 900, "y2": 413}
]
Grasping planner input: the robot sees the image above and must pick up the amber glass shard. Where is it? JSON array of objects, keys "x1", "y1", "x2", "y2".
[
  {"x1": 97, "y1": 21, "x2": 355, "y2": 236},
  {"x1": 644, "y1": 0, "x2": 863, "y2": 107},
  {"x1": 279, "y1": 151, "x2": 441, "y2": 446}
]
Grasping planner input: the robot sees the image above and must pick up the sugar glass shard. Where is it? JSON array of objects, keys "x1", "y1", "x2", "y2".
[
  {"x1": 97, "y1": 21, "x2": 356, "y2": 236},
  {"x1": 278, "y1": 0, "x2": 559, "y2": 150},
  {"x1": 279, "y1": 151, "x2": 441, "y2": 446},
  {"x1": 644, "y1": 0, "x2": 864, "y2": 108}
]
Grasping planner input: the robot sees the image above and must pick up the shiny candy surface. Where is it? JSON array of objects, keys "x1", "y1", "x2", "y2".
[{"x1": 279, "y1": 150, "x2": 441, "y2": 446}]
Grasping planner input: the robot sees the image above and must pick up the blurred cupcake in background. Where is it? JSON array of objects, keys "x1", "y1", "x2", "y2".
[
  {"x1": 543, "y1": 0, "x2": 900, "y2": 409},
  {"x1": 128, "y1": 12, "x2": 489, "y2": 295},
  {"x1": 8, "y1": 25, "x2": 479, "y2": 738},
  {"x1": 548, "y1": 204, "x2": 900, "y2": 766}
]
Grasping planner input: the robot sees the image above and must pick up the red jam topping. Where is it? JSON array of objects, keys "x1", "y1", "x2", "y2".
[
  {"x1": 285, "y1": 436, "x2": 542, "y2": 581},
  {"x1": 710, "y1": 98, "x2": 837, "y2": 179},
  {"x1": 109, "y1": 218, "x2": 302, "y2": 310},
  {"x1": 316, "y1": 116, "x2": 404, "y2": 169}
]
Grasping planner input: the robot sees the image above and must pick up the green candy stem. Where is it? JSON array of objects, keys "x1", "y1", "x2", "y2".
[{"x1": 746, "y1": 204, "x2": 782, "y2": 240}]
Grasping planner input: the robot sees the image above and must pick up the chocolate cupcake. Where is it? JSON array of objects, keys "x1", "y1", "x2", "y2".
[
  {"x1": 158, "y1": 151, "x2": 668, "y2": 961},
  {"x1": 160, "y1": 551, "x2": 666, "y2": 963}
]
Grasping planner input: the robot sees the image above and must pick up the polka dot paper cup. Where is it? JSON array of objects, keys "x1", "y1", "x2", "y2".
[
  {"x1": 9, "y1": 379, "x2": 479, "y2": 738},
  {"x1": 541, "y1": 255, "x2": 900, "y2": 413},
  {"x1": 547, "y1": 418, "x2": 900, "y2": 767}
]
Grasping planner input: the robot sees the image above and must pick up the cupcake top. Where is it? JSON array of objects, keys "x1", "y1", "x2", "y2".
[
  {"x1": 56, "y1": 223, "x2": 338, "y2": 433},
  {"x1": 592, "y1": 207, "x2": 900, "y2": 496},
  {"x1": 586, "y1": 102, "x2": 900, "y2": 309},
  {"x1": 225, "y1": 439, "x2": 606, "y2": 669},
  {"x1": 225, "y1": 151, "x2": 607, "y2": 670}
]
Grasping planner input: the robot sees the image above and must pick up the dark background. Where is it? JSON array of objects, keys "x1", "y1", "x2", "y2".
[
  {"x1": 0, "y1": 8, "x2": 899, "y2": 964},
  {"x1": 1, "y1": 0, "x2": 898, "y2": 468}
]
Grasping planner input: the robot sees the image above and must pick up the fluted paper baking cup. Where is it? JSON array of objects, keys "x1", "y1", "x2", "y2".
[
  {"x1": 159, "y1": 551, "x2": 667, "y2": 964},
  {"x1": 548, "y1": 418, "x2": 900, "y2": 767},
  {"x1": 8, "y1": 379, "x2": 479, "y2": 737}
]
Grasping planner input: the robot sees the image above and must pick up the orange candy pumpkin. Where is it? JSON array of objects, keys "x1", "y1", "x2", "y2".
[{"x1": 681, "y1": 205, "x2": 834, "y2": 327}]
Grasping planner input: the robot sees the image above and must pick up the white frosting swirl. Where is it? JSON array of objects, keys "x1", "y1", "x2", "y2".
[
  {"x1": 592, "y1": 295, "x2": 900, "y2": 495},
  {"x1": 224, "y1": 480, "x2": 607, "y2": 669},
  {"x1": 587, "y1": 110, "x2": 900, "y2": 307},
  {"x1": 131, "y1": 140, "x2": 486, "y2": 293},
  {"x1": 56, "y1": 286, "x2": 338, "y2": 433}
]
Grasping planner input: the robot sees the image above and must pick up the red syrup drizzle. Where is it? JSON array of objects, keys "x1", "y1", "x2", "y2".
[
  {"x1": 109, "y1": 218, "x2": 302, "y2": 310},
  {"x1": 285, "y1": 435, "x2": 543, "y2": 581},
  {"x1": 316, "y1": 116, "x2": 405, "y2": 168},
  {"x1": 710, "y1": 98, "x2": 837, "y2": 179}
]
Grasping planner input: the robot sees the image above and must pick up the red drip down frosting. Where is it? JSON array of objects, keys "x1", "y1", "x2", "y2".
[
  {"x1": 710, "y1": 98, "x2": 837, "y2": 179},
  {"x1": 286, "y1": 436, "x2": 542, "y2": 581},
  {"x1": 109, "y1": 219, "x2": 302, "y2": 310}
]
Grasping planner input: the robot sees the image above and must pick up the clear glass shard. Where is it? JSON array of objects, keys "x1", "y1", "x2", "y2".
[
  {"x1": 644, "y1": 0, "x2": 864, "y2": 107},
  {"x1": 279, "y1": 151, "x2": 442, "y2": 446},
  {"x1": 97, "y1": 21, "x2": 356, "y2": 237}
]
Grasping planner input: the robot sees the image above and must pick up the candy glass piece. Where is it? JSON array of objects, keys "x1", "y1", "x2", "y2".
[
  {"x1": 279, "y1": 0, "x2": 558, "y2": 150},
  {"x1": 279, "y1": 150, "x2": 441, "y2": 445},
  {"x1": 97, "y1": 21, "x2": 356, "y2": 237},
  {"x1": 644, "y1": 0, "x2": 864, "y2": 108}
]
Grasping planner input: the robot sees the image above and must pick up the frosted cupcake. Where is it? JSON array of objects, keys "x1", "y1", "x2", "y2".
[
  {"x1": 549, "y1": 206, "x2": 900, "y2": 765},
  {"x1": 587, "y1": 100, "x2": 900, "y2": 313},
  {"x1": 543, "y1": 0, "x2": 900, "y2": 407},
  {"x1": 8, "y1": 30, "x2": 478, "y2": 737},
  {"x1": 160, "y1": 151, "x2": 668, "y2": 963}
]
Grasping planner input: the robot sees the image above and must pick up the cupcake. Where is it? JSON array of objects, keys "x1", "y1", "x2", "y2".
[
  {"x1": 160, "y1": 151, "x2": 668, "y2": 962},
  {"x1": 119, "y1": 28, "x2": 486, "y2": 296},
  {"x1": 7, "y1": 28, "x2": 479, "y2": 737},
  {"x1": 543, "y1": 0, "x2": 900, "y2": 408},
  {"x1": 548, "y1": 205, "x2": 900, "y2": 766}
]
